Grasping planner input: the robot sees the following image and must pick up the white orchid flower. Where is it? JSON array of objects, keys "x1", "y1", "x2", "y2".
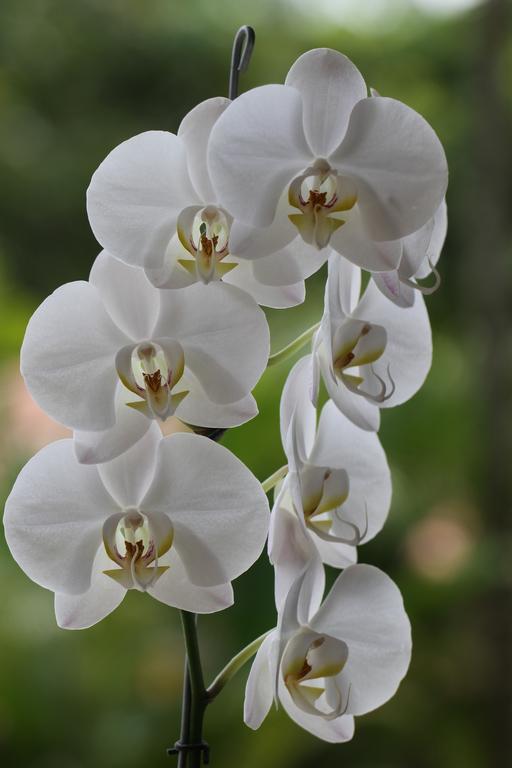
[
  {"x1": 313, "y1": 253, "x2": 432, "y2": 432},
  {"x1": 87, "y1": 98, "x2": 323, "y2": 308},
  {"x1": 20, "y1": 251, "x2": 270, "y2": 463},
  {"x1": 373, "y1": 199, "x2": 447, "y2": 308},
  {"x1": 269, "y1": 356, "x2": 391, "y2": 607},
  {"x1": 208, "y1": 48, "x2": 448, "y2": 274},
  {"x1": 4, "y1": 424, "x2": 270, "y2": 629},
  {"x1": 244, "y1": 563, "x2": 411, "y2": 742}
]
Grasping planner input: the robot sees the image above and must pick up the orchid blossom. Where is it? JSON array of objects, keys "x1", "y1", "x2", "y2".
[
  {"x1": 21, "y1": 251, "x2": 270, "y2": 463},
  {"x1": 4, "y1": 424, "x2": 269, "y2": 629},
  {"x1": 209, "y1": 48, "x2": 448, "y2": 273},
  {"x1": 313, "y1": 253, "x2": 432, "y2": 431},
  {"x1": 245, "y1": 564, "x2": 411, "y2": 742},
  {"x1": 87, "y1": 98, "x2": 325, "y2": 309},
  {"x1": 269, "y1": 356, "x2": 391, "y2": 608}
]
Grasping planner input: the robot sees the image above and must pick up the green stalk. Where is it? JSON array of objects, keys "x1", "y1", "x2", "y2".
[
  {"x1": 261, "y1": 465, "x2": 288, "y2": 494},
  {"x1": 266, "y1": 321, "x2": 321, "y2": 368},
  {"x1": 179, "y1": 612, "x2": 208, "y2": 768},
  {"x1": 206, "y1": 631, "x2": 270, "y2": 701}
]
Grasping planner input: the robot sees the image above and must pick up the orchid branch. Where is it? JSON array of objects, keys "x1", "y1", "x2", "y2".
[
  {"x1": 206, "y1": 631, "x2": 270, "y2": 700},
  {"x1": 267, "y1": 321, "x2": 321, "y2": 368},
  {"x1": 262, "y1": 464, "x2": 288, "y2": 494}
]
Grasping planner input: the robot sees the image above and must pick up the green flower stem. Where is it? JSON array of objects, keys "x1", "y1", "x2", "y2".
[
  {"x1": 206, "y1": 631, "x2": 271, "y2": 701},
  {"x1": 179, "y1": 611, "x2": 208, "y2": 768},
  {"x1": 261, "y1": 465, "x2": 288, "y2": 494},
  {"x1": 266, "y1": 320, "x2": 321, "y2": 368}
]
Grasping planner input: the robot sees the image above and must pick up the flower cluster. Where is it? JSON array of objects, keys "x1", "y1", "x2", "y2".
[{"x1": 4, "y1": 45, "x2": 447, "y2": 748}]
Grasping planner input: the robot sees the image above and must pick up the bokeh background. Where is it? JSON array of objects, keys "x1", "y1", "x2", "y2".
[{"x1": 1, "y1": 0, "x2": 511, "y2": 766}]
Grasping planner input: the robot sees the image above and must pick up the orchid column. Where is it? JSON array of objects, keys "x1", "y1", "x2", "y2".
[{"x1": 3, "y1": 26, "x2": 447, "y2": 767}]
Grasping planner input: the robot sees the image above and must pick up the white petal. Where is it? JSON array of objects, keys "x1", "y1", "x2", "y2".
[
  {"x1": 313, "y1": 536, "x2": 356, "y2": 569},
  {"x1": 208, "y1": 84, "x2": 311, "y2": 227},
  {"x1": 331, "y1": 97, "x2": 448, "y2": 240},
  {"x1": 178, "y1": 97, "x2": 230, "y2": 202},
  {"x1": 55, "y1": 545, "x2": 125, "y2": 629},
  {"x1": 229, "y1": 197, "x2": 296, "y2": 260},
  {"x1": 353, "y1": 281, "x2": 432, "y2": 408},
  {"x1": 278, "y1": 678, "x2": 355, "y2": 743},
  {"x1": 74, "y1": 384, "x2": 152, "y2": 465},
  {"x1": 4, "y1": 440, "x2": 118, "y2": 595},
  {"x1": 372, "y1": 271, "x2": 415, "y2": 309},
  {"x1": 320, "y1": 348, "x2": 380, "y2": 432},
  {"x1": 225, "y1": 260, "x2": 305, "y2": 309},
  {"x1": 87, "y1": 131, "x2": 198, "y2": 268},
  {"x1": 285, "y1": 49, "x2": 367, "y2": 157},
  {"x1": 155, "y1": 282, "x2": 269, "y2": 405},
  {"x1": 177, "y1": 384, "x2": 258, "y2": 429},
  {"x1": 280, "y1": 356, "x2": 317, "y2": 463},
  {"x1": 141, "y1": 433, "x2": 269, "y2": 587},
  {"x1": 331, "y1": 205, "x2": 402, "y2": 272},
  {"x1": 250, "y1": 237, "x2": 326, "y2": 286},
  {"x1": 21, "y1": 281, "x2": 127, "y2": 431},
  {"x1": 309, "y1": 400, "x2": 391, "y2": 543},
  {"x1": 144, "y1": 234, "x2": 197, "y2": 289},
  {"x1": 269, "y1": 492, "x2": 325, "y2": 622},
  {"x1": 244, "y1": 631, "x2": 278, "y2": 730},
  {"x1": 312, "y1": 564, "x2": 411, "y2": 715},
  {"x1": 415, "y1": 198, "x2": 447, "y2": 279},
  {"x1": 90, "y1": 251, "x2": 159, "y2": 339},
  {"x1": 148, "y1": 548, "x2": 233, "y2": 613},
  {"x1": 97, "y1": 422, "x2": 161, "y2": 509},
  {"x1": 326, "y1": 252, "x2": 361, "y2": 319}
]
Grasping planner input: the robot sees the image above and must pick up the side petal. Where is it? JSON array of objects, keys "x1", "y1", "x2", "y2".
[
  {"x1": 89, "y1": 251, "x2": 159, "y2": 340},
  {"x1": 178, "y1": 97, "x2": 230, "y2": 202},
  {"x1": 208, "y1": 84, "x2": 311, "y2": 227},
  {"x1": 250, "y1": 237, "x2": 326, "y2": 287},
  {"x1": 280, "y1": 356, "x2": 317, "y2": 463},
  {"x1": 148, "y1": 548, "x2": 233, "y2": 613},
  {"x1": 177, "y1": 384, "x2": 258, "y2": 429},
  {"x1": 285, "y1": 49, "x2": 367, "y2": 157},
  {"x1": 225, "y1": 260, "x2": 305, "y2": 309},
  {"x1": 312, "y1": 564, "x2": 412, "y2": 715},
  {"x1": 21, "y1": 281, "x2": 127, "y2": 431},
  {"x1": 55, "y1": 546, "x2": 125, "y2": 630},
  {"x1": 4, "y1": 440, "x2": 118, "y2": 595},
  {"x1": 331, "y1": 205, "x2": 402, "y2": 272},
  {"x1": 244, "y1": 631, "x2": 278, "y2": 730},
  {"x1": 331, "y1": 96, "x2": 448, "y2": 240},
  {"x1": 141, "y1": 433, "x2": 270, "y2": 587},
  {"x1": 155, "y1": 282, "x2": 270, "y2": 405},
  {"x1": 74, "y1": 384, "x2": 152, "y2": 465},
  {"x1": 87, "y1": 131, "x2": 198, "y2": 268}
]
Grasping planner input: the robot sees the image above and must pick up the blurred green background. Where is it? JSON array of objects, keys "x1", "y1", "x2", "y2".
[{"x1": 1, "y1": 0, "x2": 511, "y2": 766}]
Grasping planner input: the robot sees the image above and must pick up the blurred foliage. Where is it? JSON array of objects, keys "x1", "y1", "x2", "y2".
[{"x1": 0, "y1": 1, "x2": 511, "y2": 767}]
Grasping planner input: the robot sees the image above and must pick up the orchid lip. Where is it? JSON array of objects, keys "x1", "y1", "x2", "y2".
[
  {"x1": 177, "y1": 205, "x2": 237, "y2": 285},
  {"x1": 288, "y1": 161, "x2": 357, "y2": 250},
  {"x1": 281, "y1": 629, "x2": 350, "y2": 720},
  {"x1": 115, "y1": 339, "x2": 188, "y2": 422},
  {"x1": 102, "y1": 509, "x2": 173, "y2": 592}
]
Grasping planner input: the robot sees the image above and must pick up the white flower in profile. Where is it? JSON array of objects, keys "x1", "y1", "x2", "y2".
[
  {"x1": 20, "y1": 251, "x2": 270, "y2": 463},
  {"x1": 209, "y1": 48, "x2": 448, "y2": 273},
  {"x1": 4, "y1": 424, "x2": 270, "y2": 629},
  {"x1": 244, "y1": 563, "x2": 411, "y2": 742},
  {"x1": 313, "y1": 253, "x2": 432, "y2": 432},
  {"x1": 87, "y1": 98, "x2": 324, "y2": 309},
  {"x1": 269, "y1": 355, "x2": 391, "y2": 608},
  {"x1": 373, "y1": 200, "x2": 447, "y2": 308}
]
